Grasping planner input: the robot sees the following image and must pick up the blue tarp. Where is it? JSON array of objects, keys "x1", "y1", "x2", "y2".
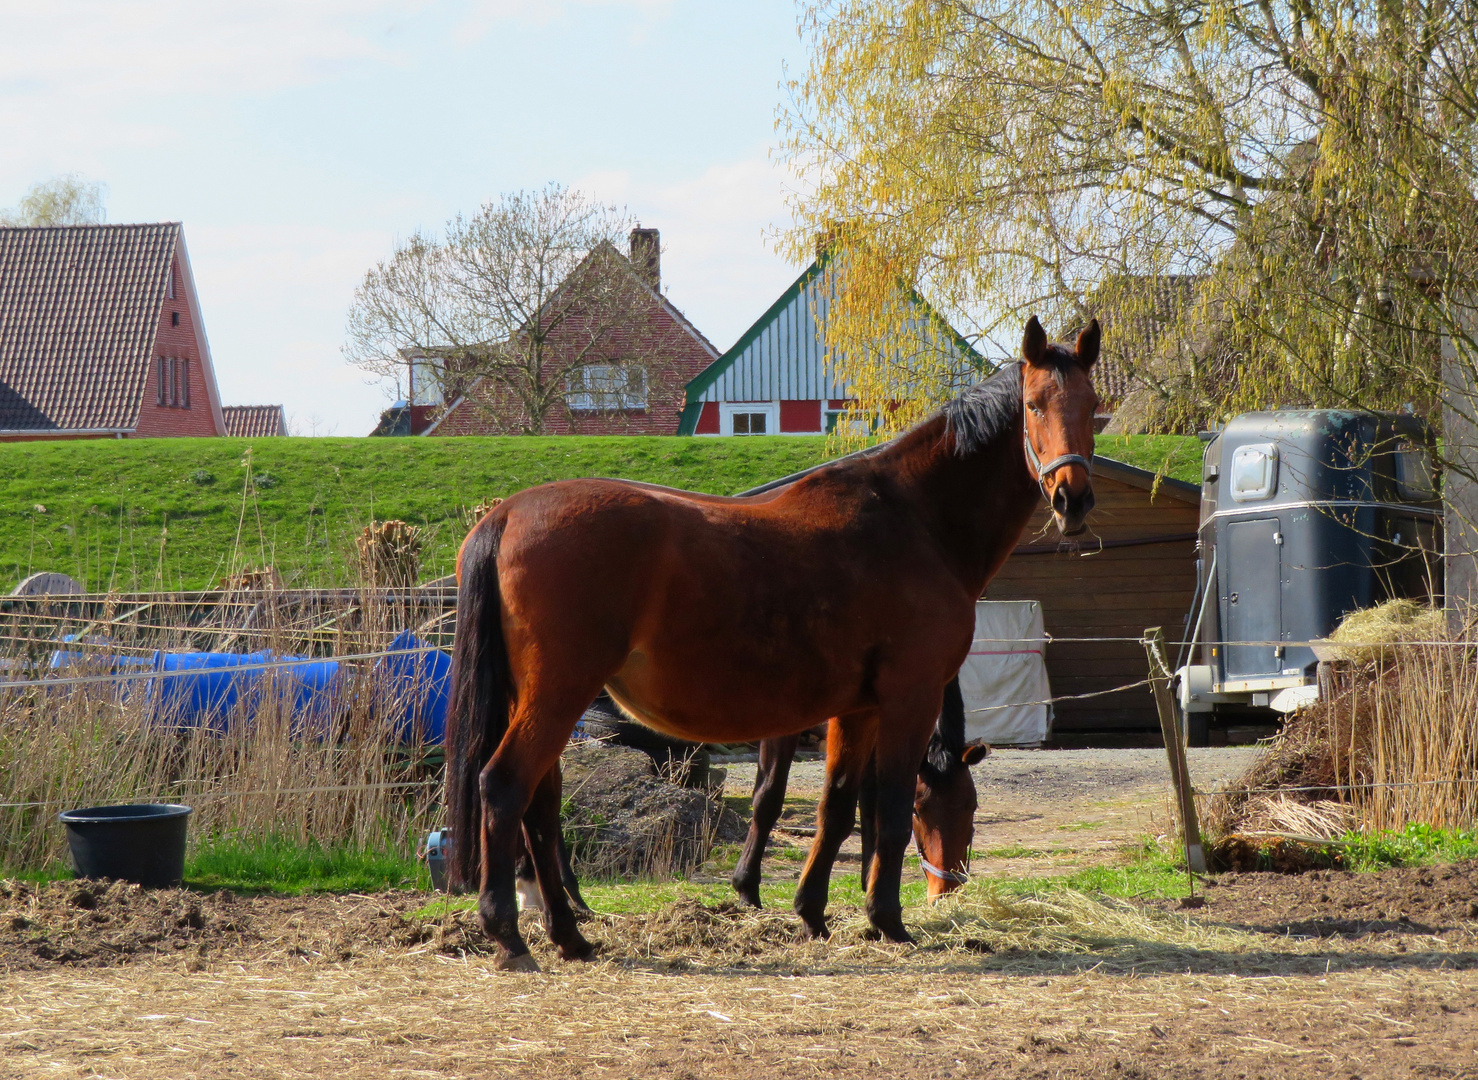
[{"x1": 47, "y1": 632, "x2": 451, "y2": 744}]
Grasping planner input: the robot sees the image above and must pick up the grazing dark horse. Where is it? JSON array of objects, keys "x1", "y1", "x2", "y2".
[
  {"x1": 446, "y1": 316, "x2": 1098, "y2": 970},
  {"x1": 733, "y1": 677, "x2": 988, "y2": 908}
]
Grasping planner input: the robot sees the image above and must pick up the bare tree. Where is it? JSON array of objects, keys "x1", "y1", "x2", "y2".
[
  {"x1": 345, "y1": 185, "x2": 662, "y2": 434},
  {"x1": 0, "y1": 175, "x2": 107, "y2": 226}
]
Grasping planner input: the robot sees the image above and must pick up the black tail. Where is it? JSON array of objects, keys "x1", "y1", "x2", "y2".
[{"x1": 445, "y1": 518, "x2": 511, "y2": 891}]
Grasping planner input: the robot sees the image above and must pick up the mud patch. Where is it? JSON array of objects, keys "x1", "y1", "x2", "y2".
[{"x1": 1160, "y1": 859, "x2": 1478, "y2": 939}]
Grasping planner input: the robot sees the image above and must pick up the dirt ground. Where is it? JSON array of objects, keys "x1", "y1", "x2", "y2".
[
  {"x1": 723, "y1": 747, "x2": 1262, "y2": 882},
  {"x1": 7, "y1": 746, "x2": 1478, "y2": 1079}
]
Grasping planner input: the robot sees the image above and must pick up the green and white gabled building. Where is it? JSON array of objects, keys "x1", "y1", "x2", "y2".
[{"x1": 678, "y1": 258, "x2": 982, "y2": 436}]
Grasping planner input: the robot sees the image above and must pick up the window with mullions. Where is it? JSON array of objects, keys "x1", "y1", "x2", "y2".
[{"x1": 565, "y1": 363, "x2": 647, "y2": 412}]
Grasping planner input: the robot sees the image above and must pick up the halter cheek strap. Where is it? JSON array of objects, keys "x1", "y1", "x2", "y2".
[{"x1": 1020, "y1": 366, "x2": 1093, "y2": 498}]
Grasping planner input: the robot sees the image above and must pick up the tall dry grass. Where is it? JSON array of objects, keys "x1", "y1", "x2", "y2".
[
  {"x1": 1208, "y1": 601, "x2": 1478, "y2": 837},
  {"x1": 0, "y1": 577, "x2": 451, "y2": 876}
]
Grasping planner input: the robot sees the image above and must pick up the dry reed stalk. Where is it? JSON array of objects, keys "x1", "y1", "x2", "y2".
[
  {"x1": 1208, "y1": 602, "x2": 1478, "y2": 838},
  {"x1": 0, "y1": 565, "x2": 449, "y2": 874}
]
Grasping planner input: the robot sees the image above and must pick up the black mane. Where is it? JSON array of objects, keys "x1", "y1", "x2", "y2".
[{"x1": 941, "y1": 362, "x2": 1023, "y2": 456}]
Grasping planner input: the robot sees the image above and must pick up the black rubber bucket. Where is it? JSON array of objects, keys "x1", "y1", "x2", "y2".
[{"x1": 58, "y1": 803, "x2": 193, "y2": 888}]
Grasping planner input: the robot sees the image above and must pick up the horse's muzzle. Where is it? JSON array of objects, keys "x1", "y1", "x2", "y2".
[{"x1": 1052, "y1": 483, "x2": 1095, "y2": 536}]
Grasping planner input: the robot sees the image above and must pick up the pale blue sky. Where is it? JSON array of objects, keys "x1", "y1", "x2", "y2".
[{"x1": 1, "y1": 1, "x2": 807, "y2": 434}]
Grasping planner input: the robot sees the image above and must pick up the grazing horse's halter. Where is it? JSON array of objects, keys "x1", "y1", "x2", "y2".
[
  {"x1": 917, "y1": 848, "x2": 972, "y2": 886},
  {"x1": 1020, "y1": 365, "x2": 1092, "y2": 500}
]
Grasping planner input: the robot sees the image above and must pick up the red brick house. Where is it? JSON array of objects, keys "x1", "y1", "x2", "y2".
[
  {"x1": 423, "y1": 229, "x2": 719, "y2": 436},
  {"x1": 0, "y1": 222, "x2": 229, "y2": 440}
]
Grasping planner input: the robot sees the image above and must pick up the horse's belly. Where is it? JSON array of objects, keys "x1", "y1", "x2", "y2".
[{"x1": 604, "y1": 645, "x2": 845, "y2": 743}]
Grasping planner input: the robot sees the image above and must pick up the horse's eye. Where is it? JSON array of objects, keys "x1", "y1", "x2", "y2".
[{"x1": 1028, "y1": 401, "x2": 1045, "y2": 418}]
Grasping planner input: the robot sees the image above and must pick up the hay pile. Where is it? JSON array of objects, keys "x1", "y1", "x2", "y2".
[
  {"x1": 1205, "y1": 599, "x2": 1478, "y2": 869},
  {"x1": 559, "y1": 742, "x2": 745, "y2": 878}
]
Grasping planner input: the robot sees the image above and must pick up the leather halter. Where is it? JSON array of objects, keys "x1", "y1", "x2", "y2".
[
  {"x1": 918, "y1": 849, "x2": 971, "y2": 886},
  {"x1": 1020, "y1": 363, "x2": 1093, "y2": 499}
]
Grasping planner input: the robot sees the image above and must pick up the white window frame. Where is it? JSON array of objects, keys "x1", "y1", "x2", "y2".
[
  {"x1": 720, "y1": 402, "x2": 779, "y2": 436},
  {"x1": 566, "y1": 362, "x2": 648, "y2": 412}
]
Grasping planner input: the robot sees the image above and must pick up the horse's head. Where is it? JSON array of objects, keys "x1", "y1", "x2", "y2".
[
  {"x1": 1021, "y1": 316, "x2": 1100, "y2": 536},
  {"x1": 913, "y1": 739, "x2": 988, "y2": 901}
]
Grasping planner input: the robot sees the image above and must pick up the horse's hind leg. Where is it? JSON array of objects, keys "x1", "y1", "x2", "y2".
[
  {"x1": 731, "y1": 733, "x2": 800, "y2": 908},
  {"x1": 556, "y1": 830, "x2": 592, "y2": 916},
  {"x1": 478, "y1": 696, "x2": 589, "y2": 971},
  {"x1": 521, "y1": 761, "x2": 594, "y2": 961},
  {"x1": 793, "y1": 714, "x2": 877, "y2": 939}
]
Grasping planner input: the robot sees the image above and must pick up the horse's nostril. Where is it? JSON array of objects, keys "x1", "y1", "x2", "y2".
[{"x1": 1052, "y1": 486, "x2": 1068, "y2": 513}]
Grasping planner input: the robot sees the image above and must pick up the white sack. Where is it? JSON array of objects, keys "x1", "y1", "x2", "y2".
[{"x1": 958, "y1": 600, "x2": 1052, "y2": 746}]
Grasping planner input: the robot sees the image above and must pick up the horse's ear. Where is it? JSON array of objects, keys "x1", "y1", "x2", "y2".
[
  {"x1": 960, "y1": 740, "x2": 990, "y2": 766},
  {"x1": 1022, "y1": 316, "x2": 1047, "y2": 366},
  {"x1": 1076, "y1": 318, "x2": 1100, "y2": 370}
]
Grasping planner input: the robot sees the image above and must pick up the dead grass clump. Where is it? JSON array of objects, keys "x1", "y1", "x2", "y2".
[
  {"x1": 356, "y1": 520, "x2": 422, "y2": 588},
  {"x1": 1207, "y1": 601, "x2": 1478, "y2": 850}
]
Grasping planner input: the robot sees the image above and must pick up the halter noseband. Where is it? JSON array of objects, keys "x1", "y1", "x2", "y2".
[
  {"x1": 918, "y1": 849, "x2": 972, "y2": 886},
  {"x1": 1020, "y1": 363, "x2": 1092, "y2": 499}
]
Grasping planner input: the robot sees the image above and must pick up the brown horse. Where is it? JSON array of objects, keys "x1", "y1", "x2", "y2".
[
  {"x1": 446, "y1": 316, "x2": 1099, "y2": 970},
  {"x1": 733, "y1": 677, "x2": 988, "y2": 908}
]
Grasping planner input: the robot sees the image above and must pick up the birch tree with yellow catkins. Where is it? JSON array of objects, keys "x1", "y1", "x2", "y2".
[{"x1": 782, "y1": 1, "x2": 1478, "y2": 448}]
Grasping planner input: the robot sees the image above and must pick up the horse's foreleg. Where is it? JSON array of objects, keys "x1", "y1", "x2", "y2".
[
  {"x1": 522, "y1": 762, "x2": 594, "y2": 961},
  {"x1": 792, "y1": 715, "x2": 877, "y2": 939},
  {"x1": 866, "y1": 708, "x2": 938, "y2": 945},
  {"x1": 857, "y1": 751, "x2": 879, "y2": 893},
  {"x1": 731, "y1": 733, "x2": 800, "y2": 908}
]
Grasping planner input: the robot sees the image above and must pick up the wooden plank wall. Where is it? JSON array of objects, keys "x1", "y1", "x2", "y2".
[{"x1": 982, "y1": 475, "x2": 1200, "y2": 740}]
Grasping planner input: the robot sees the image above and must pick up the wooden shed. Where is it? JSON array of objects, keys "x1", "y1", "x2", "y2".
[{"x1": 981, "y1": 457, "x2": 1201, "y2": 744}]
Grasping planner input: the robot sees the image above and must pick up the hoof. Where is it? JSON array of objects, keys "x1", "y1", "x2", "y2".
[
  {"x1": 873, "y1": 923, "x2": 915, "y2": 945},
  {"x1": 799, "y1": 917, "x2": 830, "y2": 940},
  {"x1": 558, "y1": 936, "x2": 597, "y2": 963},
  {"x1": 494, "y1": 950, "x2": 541, "y2": 973},
  {"x1": 734, "y1": 892, "x2": 763, "y2": 910}
]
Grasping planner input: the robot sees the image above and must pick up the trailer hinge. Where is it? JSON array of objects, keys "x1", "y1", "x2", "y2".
[{"x1": 1273, "y1": 532, "x2": 1284, "y2": 546}]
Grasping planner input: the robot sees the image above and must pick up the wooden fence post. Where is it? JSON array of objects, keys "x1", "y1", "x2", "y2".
[{"x1": 1144, "y1": 626, "x2": 1207, "y2": 874}]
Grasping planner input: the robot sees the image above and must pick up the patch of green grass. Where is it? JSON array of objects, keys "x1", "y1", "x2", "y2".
[
  {"x1": 0, "y1": 436, "x2": 836, "y2": 590},
  {"x1": 1339, "y1": 823, "x2": 1478, "y2": 871},
  {"x1": 1057, "y1": 821, "x2": 1103, "y2": 832},
  {"x1": 1094, "y1": 433, "x2": 1204, "y2": 485},
  {"x1": 982, "y1": 844, "x2": 1049, "y2": 859},
  {"x1": 0, "y1": 432, "x2": 1202, "y2": 591},
  {"x1": 184, "y1": 837, "x2": 428, "y2": 895}
]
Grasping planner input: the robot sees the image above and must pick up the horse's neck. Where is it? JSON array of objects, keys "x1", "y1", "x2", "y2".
[{"x1": 877, "y1": 415, "x2": 1041, "y2": 596}]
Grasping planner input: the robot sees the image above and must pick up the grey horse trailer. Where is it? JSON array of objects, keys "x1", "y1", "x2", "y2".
[{"x1": 1177, "y1": 409, "x2": 1442, "y2": 744}]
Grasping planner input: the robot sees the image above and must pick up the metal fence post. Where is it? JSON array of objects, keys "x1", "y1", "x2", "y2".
[{"x1": 1143, "y1": 626, "x2": 1207, "y2": 874}]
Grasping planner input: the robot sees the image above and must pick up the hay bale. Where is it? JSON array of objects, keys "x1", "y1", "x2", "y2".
[
  {"x1": 1326, "y1": 598, "x2": 1446, "y2": 666},
  {"x1": 559, "y1": 741, "x2": 745, "y2": 879}
]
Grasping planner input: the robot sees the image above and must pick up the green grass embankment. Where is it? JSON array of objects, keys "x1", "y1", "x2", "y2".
[{"x1": 1, "y1": 434, "x2": 1202, "y2": 591}]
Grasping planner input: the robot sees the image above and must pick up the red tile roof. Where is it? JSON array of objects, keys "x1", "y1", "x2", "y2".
[
  {"x1": 0, "y1": 222, "x2": 179, "y2": 432},
  {"x1": 223, "y1": 404, "x2": 287, "y2": 437}
]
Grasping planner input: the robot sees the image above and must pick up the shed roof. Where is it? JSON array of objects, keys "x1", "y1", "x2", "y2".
[{"x1": 0, "y1": 222, "x2": 187, "y2": 433}]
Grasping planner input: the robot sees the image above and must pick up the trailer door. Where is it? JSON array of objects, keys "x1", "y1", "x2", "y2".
[{"x1": 1222, "y1": 517, "x2": 1282, "y2": 678}]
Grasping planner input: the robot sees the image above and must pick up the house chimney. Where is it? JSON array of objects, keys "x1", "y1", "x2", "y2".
[{"x1": 629, "y1": 227, "x2": 660, "y2": 291}]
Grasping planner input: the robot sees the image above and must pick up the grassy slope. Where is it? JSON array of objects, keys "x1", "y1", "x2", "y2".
[{"x1": 1, "y1": 434, "x2": 1203, "y2": 591}]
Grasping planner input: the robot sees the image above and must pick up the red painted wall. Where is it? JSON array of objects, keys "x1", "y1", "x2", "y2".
[
  {"x1": 694, "y1": 402, "x2": 719, "y2": 434},
  {"x1": 780, "y1": 400, "x2": 822, "y2": 433},
  {"x1": 132, "y1": 257, "x2": 223, "y2": 437}
]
